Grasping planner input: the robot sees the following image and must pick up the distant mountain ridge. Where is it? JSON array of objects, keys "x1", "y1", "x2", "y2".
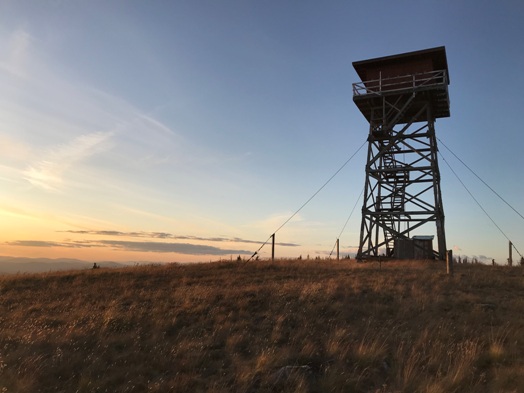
[{"x1": 0, "y1": 256, "x2": 127, "y2": 274}]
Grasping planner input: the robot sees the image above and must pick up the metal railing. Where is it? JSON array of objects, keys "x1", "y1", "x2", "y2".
[{"x1": 353, "y1": 70, "x2": 448, "y2": 96}]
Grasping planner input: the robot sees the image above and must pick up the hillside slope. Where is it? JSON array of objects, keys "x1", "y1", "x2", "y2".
[{"x1": 0, "y1": 259, "x2": 523, "y2": 392}]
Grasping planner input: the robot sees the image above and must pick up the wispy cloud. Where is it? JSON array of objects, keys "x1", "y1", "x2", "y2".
[
  {"x1": 1, "y1": 25, "x2": 242, "y2": 199},
  {"x1": 6, "y1": 240, "x2": 95, "y2": 248},
  {"x1": 6, "y1": 239, "x2": 252, "y2": 256},
  {"x1": 60, "y1": 230, "x2": 300, "y2": 247},
  {"x1": 5, "y1": 226, "x2": 301, "y2": 257},
  {"x1": 99, "y1": 240, "x2": 251, "y2": 255},
  {"x1": 1, "y1": 27, "x2": 181, "y2": 193},
  {"x1": 23, "y1": 131, "x2": 114, "y2": 191}
]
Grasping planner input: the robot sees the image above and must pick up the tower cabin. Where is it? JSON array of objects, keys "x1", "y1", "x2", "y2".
[{"x1": 352, "y1": 46, "x2": 450, "y2": 127}]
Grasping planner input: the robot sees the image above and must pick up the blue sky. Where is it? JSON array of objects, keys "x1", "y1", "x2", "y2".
[{"x1": 1, "y1": 0, "x2": 523, "y2": 263}]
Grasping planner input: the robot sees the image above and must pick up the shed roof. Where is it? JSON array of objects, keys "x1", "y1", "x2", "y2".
[{"x1": 412, "y1": 235, "x2": 435, "y2": 241}]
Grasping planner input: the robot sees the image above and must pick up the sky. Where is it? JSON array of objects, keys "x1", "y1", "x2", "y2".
[{"x1": 1, "y1": 0, "x2": 524, "y2": 264}]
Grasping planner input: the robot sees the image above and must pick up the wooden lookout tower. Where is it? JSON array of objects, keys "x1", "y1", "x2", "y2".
[{"x1": 352, "y1": 46, "x2": 450, "y2": 260}]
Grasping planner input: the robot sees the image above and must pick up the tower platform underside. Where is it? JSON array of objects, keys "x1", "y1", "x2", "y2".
[{"x1": 353, "y1": 70, "x2": 450, "y2": 124}]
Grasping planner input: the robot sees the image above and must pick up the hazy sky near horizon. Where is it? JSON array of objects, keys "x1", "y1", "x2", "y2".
[{"x1": 1, "y1": 0, "x2": 524, "y2": 263}]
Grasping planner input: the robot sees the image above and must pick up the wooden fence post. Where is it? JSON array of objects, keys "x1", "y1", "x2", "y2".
[
  {"x1": 446, "y1": 249, "x2": 453, "y2": 275},
  {"x1": 271, "y1": 233, "x2": 275, "y2": 261}
]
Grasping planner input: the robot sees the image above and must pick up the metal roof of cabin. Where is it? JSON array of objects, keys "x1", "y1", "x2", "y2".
[{"x1": 412, "y1": 235, "x2": 435, "y2": 241}]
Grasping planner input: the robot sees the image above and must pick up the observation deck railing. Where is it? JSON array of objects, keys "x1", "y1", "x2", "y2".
[{"x1": 353, "y1": 70, "x2": 448, "y2": 97}]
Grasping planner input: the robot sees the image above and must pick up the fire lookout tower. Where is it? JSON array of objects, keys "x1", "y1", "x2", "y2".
[{"x1": 352, "y1": 46, "x2": 450, "y2": 260}]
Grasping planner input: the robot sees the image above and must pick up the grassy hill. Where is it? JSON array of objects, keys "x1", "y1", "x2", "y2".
[{"x1": 0, "y1": 259, "x2": 523, "y2": 392}]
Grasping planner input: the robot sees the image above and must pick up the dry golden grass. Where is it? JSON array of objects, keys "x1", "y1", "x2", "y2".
[{"x1": 0, "y1": 259, "x2": 523, "y2": 392}]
